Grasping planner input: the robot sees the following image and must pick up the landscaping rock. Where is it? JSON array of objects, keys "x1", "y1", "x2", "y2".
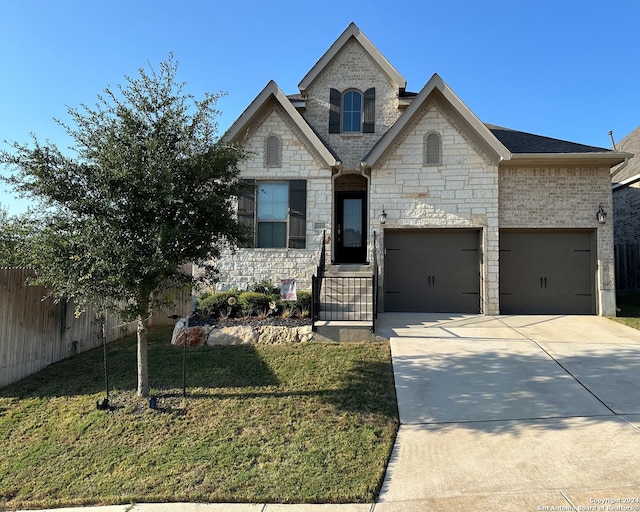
[
  {"x1": 207, "y1": 325, "x2": 259, "y2": 346},
  {"x1": 172, "y1": 316, "x2": 314, "y2": 346},
  {"x1": 172, "y1": 325, "x2": 207, "y2": 347},
  {"x1": 258, "y1": 325, "x2": 300, "y2": 344}
]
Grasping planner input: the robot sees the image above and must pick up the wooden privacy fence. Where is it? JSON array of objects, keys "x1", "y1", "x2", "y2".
[
  {"x1": 615, "y1": 243, "x2": 640, "y2": 292},
  {"x1": 0, "y1": 267, "x2": 192, "y2": 388}
]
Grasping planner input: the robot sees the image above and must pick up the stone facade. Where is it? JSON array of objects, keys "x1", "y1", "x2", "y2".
[
  {"x1": 216, "y1": 23, "x2": 623, "y2": 316},
  {"x1": 370, "y1": 100, "x2": 500, "y2": 313},
  {"x1": 215, "y1": 106, "x2": 331, "y2": 291}
]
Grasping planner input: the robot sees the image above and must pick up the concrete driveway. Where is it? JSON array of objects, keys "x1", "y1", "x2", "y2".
[{"x1": 374, "y1": 314, "x2": 640, "y2": 511}]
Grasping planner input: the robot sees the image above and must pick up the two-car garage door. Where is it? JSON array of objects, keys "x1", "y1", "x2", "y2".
[{"x1": 383, "y1": 229, "x2": 596, "y2": 314}]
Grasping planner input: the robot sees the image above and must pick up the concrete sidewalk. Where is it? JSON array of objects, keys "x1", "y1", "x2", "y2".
[
  {"x1": 375, "y1": 314, "x2": 640, "y2": 511},
  {"x1": 16, "y1": 314, "x2": 640, "y2": 512}
]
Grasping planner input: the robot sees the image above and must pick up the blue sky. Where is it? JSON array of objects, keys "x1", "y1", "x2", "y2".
[{"x1": 2, "y1": 0, "x2": 639, "y2": 214}]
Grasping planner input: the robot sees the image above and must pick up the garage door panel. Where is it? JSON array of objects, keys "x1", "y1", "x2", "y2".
[
  {"x1": 384, "y1": 230, "x2": 480, "y2": 313},
  {"x1": 500, "y1": 230, "x2": 595, "y2": 315}
]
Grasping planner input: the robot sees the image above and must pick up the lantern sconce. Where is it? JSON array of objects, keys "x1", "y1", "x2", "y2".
[
  {"x1": 596, "y1": 204, "x2": 607, "y2": 225},
  {"x1": 379, "y1": 207, "x2": 387, "y2": 225}
]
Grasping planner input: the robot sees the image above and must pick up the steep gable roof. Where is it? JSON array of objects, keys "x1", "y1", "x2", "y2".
[
  {"x1": 223, "y1": 80, "x2": 339, "y2": 168},
  {"x1": 298, "y1": 22, "x2": 406, "y2": 94},
  {"x1": 362, "y1": 73, "x2": 630, "y2": 169},
  {"x1": 363, "y1": 74, "x2": 511, "y2": 167}
]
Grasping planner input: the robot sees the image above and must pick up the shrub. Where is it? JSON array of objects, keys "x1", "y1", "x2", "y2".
[
  {"x1": 197, "y1": 291, "x2": 240, "y2": 318},
  {"x1": 237, "y1": 291, "x2": 272, "y2": 316},
  {"x1": 294, "y1": 290, "x2": 312, "y2": 312},
  {"x1": 251, "y1": 279, "x2": 280, "y2": 296}
]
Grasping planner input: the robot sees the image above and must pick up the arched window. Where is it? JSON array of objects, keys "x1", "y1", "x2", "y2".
[
  {"x1": 266, "y1": 134, "x2": 281, "y2": 167},
  {"x1": 425, "y1": 133, "x2": 441, "y2": 165},
  {"x1": 329, "y1": 88, "x2": 375, "y2": 134},
  {"x1": 342, "y1": 90, "x2": 362, "y2": 132}
]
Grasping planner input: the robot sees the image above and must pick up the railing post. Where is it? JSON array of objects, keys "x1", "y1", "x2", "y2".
[
  {"x1": 372, "y1": 231, "x2": 378, "y2": 333},
  {"x1": 311, "y1": 231, "x2": 327, "y2": 332}
]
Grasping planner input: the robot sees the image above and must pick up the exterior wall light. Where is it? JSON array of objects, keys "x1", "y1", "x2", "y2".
[
  {"x1": 379, "y1": 207, "x2": 387, "y2": 225},
  {"x1": 596, "y1": 204, "x2": 607, "y2": 225}
]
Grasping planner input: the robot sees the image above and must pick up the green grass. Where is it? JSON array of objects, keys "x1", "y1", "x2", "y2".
[
  {"x1": 0, "y1": 327, "x2": 398, "y2": 510},
  {"x1": 612, "y1": 292, "x2": 640, "y2": 330}
]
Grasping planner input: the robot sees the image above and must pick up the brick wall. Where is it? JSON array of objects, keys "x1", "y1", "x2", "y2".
[
  {"x1": 613, "y1": 181, "x2": 640, "y2": 245},
  {"x1": 499, "y1": 166, "x2": 615, "y2": 314}
]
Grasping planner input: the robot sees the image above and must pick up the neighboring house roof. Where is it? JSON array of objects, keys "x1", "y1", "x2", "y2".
[
  {"x1": 223, "y1": 80, "x2": 340, "y2": 169},
  {"x1": 298, "y1": 22, "x2": 407, "y2": 94},
  {"x1": 611, "y1": 125, "x2": 640, "y2": 188}
]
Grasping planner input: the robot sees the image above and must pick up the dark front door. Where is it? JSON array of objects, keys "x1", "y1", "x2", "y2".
[{"x1": 335, "y1": 192, "x2": 367, "y2": 263}]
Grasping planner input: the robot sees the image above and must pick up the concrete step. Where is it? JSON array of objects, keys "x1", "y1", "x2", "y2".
[
  {"x1": 313, "y1": 321, "x2": 377, "y2": 342},
  {"x1": 324, "y1": 263, "x2": 374, "y2": 276}
]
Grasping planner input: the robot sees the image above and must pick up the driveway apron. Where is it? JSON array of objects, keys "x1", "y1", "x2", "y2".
[{"x1": 374, "y1": 314, "x2": 640, "y2": 511}]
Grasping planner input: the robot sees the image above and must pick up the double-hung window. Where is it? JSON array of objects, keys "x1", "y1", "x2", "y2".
[
  {"x1": 342, "y1": 90, "x2": 362, "y2": 132},
  {"x1": 257, "y1": 182, "x2": 288, "y2": 248},
  {"x1": 238, "y1": 179, "x2": 307, "y2": 249}
]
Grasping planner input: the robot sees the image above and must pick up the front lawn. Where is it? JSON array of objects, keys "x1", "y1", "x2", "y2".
[
  {"x1": 612, "y1": 292, "x2": 640, "y2": 330},
  {"x1": 0, "y1": 327, "x2": 398, "y2": 510}
]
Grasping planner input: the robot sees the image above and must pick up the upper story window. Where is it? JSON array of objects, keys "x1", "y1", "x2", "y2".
[
  {"x1": 342, "y1": 91, "x2": 362, "y2": 132},
  {"x1": 329, "y1": 87, "x2": 375, "y2": 134},
  {"x1": 424, "y1": 132, "x2": 442, "y2": 165},
  {"x1": 265, "y1": 134, "x2": 281, "y2": 167}
]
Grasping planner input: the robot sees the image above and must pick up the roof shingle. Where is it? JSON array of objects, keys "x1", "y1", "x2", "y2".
[{"x1": 486, "y1": 124, "x2": 611, "y2": 154}]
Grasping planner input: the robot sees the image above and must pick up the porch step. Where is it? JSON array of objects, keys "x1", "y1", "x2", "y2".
[
  {"x1": 313, "y1": 321, "x2": 377, "y2": 342},
  {"x1": 317, "y1": 274, "x2": 374, "y2": 322},
  {"x1": 324, "y1": 263, "x2": 374, "y2": 277}
]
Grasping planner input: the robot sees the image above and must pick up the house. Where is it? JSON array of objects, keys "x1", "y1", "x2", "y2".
[
  {"x1": 611, "y1": 126, "x2": 640, "y2": 291},
  {"x1": 216, "y1": 22, "x2": 629, "y2": 319}
]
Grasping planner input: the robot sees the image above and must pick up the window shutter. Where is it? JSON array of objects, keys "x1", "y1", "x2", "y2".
[
  {"x1": 329, "y1": 88, "x2": 341, "y2": 133},
  {"x1": 288, "y1": 180, "x2": 306, "y2": 249},
  {"x1": 363, "y1": 87, "x2": 375, "y2": 133},
  {"x1": 238, "y1": 179, "x2": 256, "y2": 247}
]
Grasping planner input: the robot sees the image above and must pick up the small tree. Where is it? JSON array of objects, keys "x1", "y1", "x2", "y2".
[
  {"x1": 1, "y1": 55, "x2": 249, "y2": 396},
  {"x1": 0, "y1": 205, "x2": 37, "y2": 267}
]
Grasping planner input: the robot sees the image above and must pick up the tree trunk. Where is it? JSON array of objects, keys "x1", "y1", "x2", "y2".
[{"x1": 137, "y1": 316, "x2": 149, "y2": 397}]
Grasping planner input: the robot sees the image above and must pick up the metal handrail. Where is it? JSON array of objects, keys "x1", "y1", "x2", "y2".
[
  {"x1": 372, "y1": 230, "x2": 379, "y2": 333},
  {"x1": 312, "y1": 229, "x2": 381, "y2": 333},
  {"x1": 318, "y1": 229, "x2": 326, "y2": 278},
  {"x1": 311, "y1": 230, "x2": 326, "y2": 331}
]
